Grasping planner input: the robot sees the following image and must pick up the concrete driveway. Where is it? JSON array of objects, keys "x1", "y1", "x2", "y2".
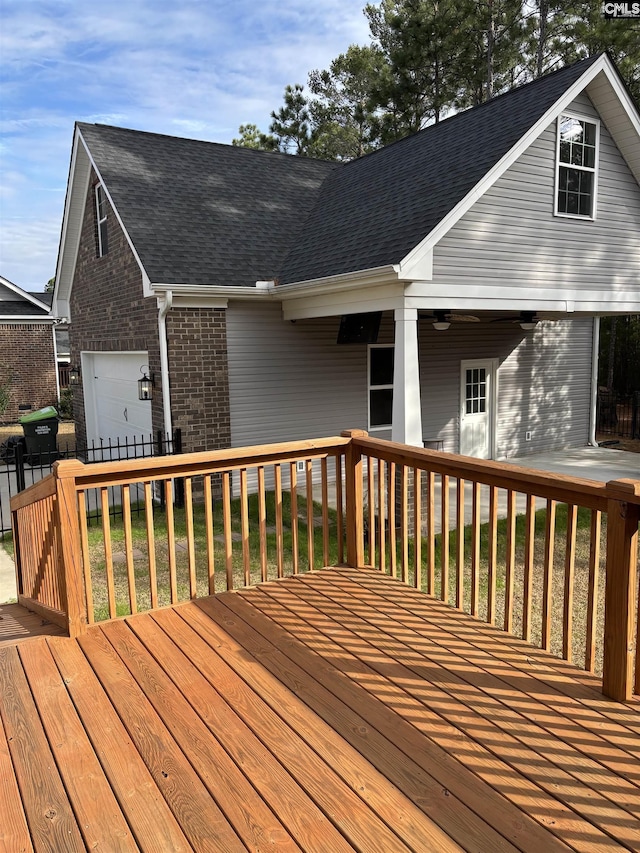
[{"x1": 507, "y1": 446, "x2": 640, "y2": 483}]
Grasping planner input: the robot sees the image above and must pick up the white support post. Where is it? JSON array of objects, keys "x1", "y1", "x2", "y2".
[{"x1": 391, "y1": 307, "x2": 423, "y2": 447}]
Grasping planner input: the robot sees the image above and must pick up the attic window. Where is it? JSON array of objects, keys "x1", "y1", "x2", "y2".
[
  {"x1": 95, "y1": 184, "x2": 109, "y2": 256},
  {"x1": 555, "y1": 114, "x2": 599, "y2": 219}
]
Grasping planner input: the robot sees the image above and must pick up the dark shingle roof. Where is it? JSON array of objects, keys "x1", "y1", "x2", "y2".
[
  {"x1": 0, "y1": 300, "x2": 50, "y2": 317},
  {"x1": 279, "y1": 55, "x2": 601, "y2": 284},
  {"x1": 79, "y1": 55, "x2": 600, "y2": 288},
  {"x1": 78, "y1": 124, "x2": 338, "y2": 287}
]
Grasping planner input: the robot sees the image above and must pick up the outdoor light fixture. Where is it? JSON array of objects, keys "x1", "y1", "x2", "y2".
[
  {"x1": 138, "y1": 366, "x2": 154, "y2": 400},
  {"x1": 519, "y1": 311, "x2": 538, "y2": 331},
  {"x1": 432, "y1": 311, "x2": 451, "y2": 331},
  {"x1": 69, "y1": 365, "x2": 81, "y2": 385}
]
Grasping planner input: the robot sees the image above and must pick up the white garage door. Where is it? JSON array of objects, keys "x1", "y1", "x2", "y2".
[{"x1": 82, "y1": 352, "x2": 153, "y2": 457}]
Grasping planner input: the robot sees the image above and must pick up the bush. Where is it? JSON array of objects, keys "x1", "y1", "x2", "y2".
[{"x1": 58, "y1": 387, "x2": 73, "y2": 419}]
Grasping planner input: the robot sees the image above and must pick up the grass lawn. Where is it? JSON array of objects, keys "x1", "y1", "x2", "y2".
[{"x1": 84, "y1": 489, "x2": 608, "y2": 675}]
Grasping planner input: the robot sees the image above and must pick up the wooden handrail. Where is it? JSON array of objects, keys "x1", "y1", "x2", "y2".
[
  {"x1": 10, "y1": 430, "x2": 640, "y2": 699},
  {"x1": 350, "y1": 435, "x2": 610, "y2": 511},
  {"x1": 51, "y1": 437, "x2": 351, "y2": 490}
]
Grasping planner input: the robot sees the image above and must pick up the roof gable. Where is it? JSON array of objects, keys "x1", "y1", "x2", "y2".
[
  {"x1": 76, "y1": 125, "x2": 338, "y2": 288},
  {"x1": 0, "y1": 275, "x2": 52, "y2": 316},
  {"x1": 279, "y1": 54, "x2": 619, "y2": 285}
]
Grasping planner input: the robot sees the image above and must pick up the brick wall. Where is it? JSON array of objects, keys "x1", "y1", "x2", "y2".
[
  {"x1": 69, "y1": 171, "x2": 163, "y2": 447},
  {"x1": 69, "y1": 170, "x2": 232, "y2": 453},
  {"x1": 167, "y1": 308, "x2": 231, "y2": 452},
  {"x1": 0, "y1": 324, "x2": 57, "y2": 423}
]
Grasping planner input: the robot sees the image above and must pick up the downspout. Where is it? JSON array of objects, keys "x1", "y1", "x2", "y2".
[
  {"x1": 158, "y1": 291, "x2": 173, "y2": 441},
  {"x1": 589, "y1": 316, "x2": 600, "y2": 447}
]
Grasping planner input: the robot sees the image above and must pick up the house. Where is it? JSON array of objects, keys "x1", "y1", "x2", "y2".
[
  {"x1": 53, "y1": 53, "x2": 640, "y2": 463},
  {"x1": 0, "y1": 276, "x2": 59, "y2": 423}
]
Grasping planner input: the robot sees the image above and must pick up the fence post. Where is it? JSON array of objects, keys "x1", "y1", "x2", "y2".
[
  {"x1": 173, "y1": 428, "x2": 185, "y2": 508},
  {"x1": 602, "y1": 478, "x2": 640, "y2": 701},
  {"x1": 341, "y1": 430, "x2": 367, "y2": 568},
  {"x1": 15, "y1": 441, "x2": 26, "y2": 493},
  {"x1": 54, "y1": 459, "x2": 88, "y2": 638}
]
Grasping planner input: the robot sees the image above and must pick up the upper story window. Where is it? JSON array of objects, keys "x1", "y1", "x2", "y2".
[
  {"x1": 95, "y1": 184, "x2": 109, "y2": 256},
  {"x1": 555, "y1": 114, "x2": 599, "y2": 219},
  {"x1": 369, "y1": 345, "x2": 394, "y2": 429}
]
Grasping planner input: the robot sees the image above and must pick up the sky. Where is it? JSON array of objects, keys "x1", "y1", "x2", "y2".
[{"x1": 0, "y1": 0, "x2": 371, "y2": 292}]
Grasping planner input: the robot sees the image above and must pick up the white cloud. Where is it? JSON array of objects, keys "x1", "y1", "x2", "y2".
[{"x1": 0, "y1": 0, "x2": 371, "y2": 287}]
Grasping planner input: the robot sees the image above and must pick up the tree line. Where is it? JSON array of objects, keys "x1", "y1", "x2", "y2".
[{"x1": 233, "y1": 0, "x2": 640, "y2": 160}]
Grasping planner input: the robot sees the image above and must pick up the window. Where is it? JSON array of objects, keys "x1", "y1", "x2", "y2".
[
  {"x1": 555, "y1": 114, "x2": 598, "y2": 218},
  {"x1": 465, "y1": 367, "x2": 487, "y2": 415},
  {"x1": 95, "y1": 184, "x2": 109, "y2": 256},
  {"x1": 369, "y1": 346, "x2": 394, "y2": 429}
]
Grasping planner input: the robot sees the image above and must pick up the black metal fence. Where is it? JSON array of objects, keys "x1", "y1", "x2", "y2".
[
  {"x1": 0, "y1": 429, "x2": 183, "y2": 536},
  {"x1": 596, "y1": 390, "x2": 640, "y2": 440}
]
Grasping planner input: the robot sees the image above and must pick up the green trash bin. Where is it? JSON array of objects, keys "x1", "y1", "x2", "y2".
[{"x1": 20, "y1": 406, "x2": 59, "y2": 464}]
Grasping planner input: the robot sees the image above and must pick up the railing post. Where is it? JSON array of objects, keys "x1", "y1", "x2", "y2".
[
  {"x1": 341, "y1": 430, "x2": 367, "y2": 568},
  {"x1": 603, "y1": 478, "x2": 640, "y2": 701},
  {"x1": 54, "y1": 459, "x2": 88, "y2": 638}
]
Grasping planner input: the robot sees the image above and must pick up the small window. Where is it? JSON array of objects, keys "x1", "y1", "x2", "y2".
[
  {"x1": 369, "y1": 346, "x2": 394, "y2": 429},
  {"x1": 555, "y1": 114, "x2": 598, "y2": 219},
  {"x1": 95, "y1": 184, "x2": 109, "y2": 256}
]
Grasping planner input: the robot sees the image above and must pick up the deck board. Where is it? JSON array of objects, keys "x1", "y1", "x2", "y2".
[
  {"x1": 1, "y1": 566, "x2": 639, "y2": 852},
  {"x1": 0, "y1": 602, "x2": 65, "y2": 645}
]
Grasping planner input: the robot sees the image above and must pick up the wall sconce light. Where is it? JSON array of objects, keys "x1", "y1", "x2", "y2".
[
  {"x1": 519, "y1": 311, "x2": 538, "y2": 331},
  {"x1": 69, "y1": 365, "x2": 81, "y2": 385},
  {"x1": 432, "y1": 311, "x2": 451, "y2": 331},
  {"x1": 138, "y1": 366, "x2": 154, "y2": 400}
]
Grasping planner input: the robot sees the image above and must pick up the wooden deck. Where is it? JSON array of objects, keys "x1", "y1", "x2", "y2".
[
  {"x1": 2, "y1": 566, "x2": 640, "y2": 853},
  {"x1": 0, "y1": 602, "x2": 66, "y2": 646}
]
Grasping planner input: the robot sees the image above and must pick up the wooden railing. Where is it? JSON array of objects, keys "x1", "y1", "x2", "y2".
[{"x1": 11, "y1": 430, "x2": 640, "y2": 702}]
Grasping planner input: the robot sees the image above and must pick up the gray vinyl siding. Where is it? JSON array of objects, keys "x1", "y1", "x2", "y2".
[
  {"x1": 432, "y1": 93, "x2": 640, "y2": 294},
  {"x1": 496, "y1": 318, "x2": 593, "y2": 457},
  {"x1": 417, "y1": 317, "x2": 592, "y2": 458},
  {"x1": 226, "y1": 301, "x2": 372, "y2": 447},
  {"x1": 227, "y1": 303, "x2": 591, "y2": 461}
]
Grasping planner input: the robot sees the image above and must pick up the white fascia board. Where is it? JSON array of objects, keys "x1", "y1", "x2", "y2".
[
  {"x1": 398, "y1": 54, "x2": 623, "y2": 271},
  {"x1": 586, "y1": 69, "x2": 640, "y2": 184},
  {"x1": 54, "y1": 132, "x2": 90, "y2": 309},
  {"x1": 283, "y1": 292, "x2": 405, "y2": 321},
  {"x1": 403, "y1": 282, "x2": 640, "y2": 313},
  {"x1": 275, "y1": 264, "x2": 400, "y2": 296},
  {"x1": 0, "y1": 316, "x2": 57, "y2": 324},
  {"x1": 0, "y1": 276, "x2": 51, "y2": 312},
  {"x1": 152, "y1": 283, "x2": 270, "y2": 302}
]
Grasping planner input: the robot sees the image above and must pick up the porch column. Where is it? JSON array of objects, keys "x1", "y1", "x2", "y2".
[{"x1": 391, "y1": 307, "x2": 423, "y2": 446}]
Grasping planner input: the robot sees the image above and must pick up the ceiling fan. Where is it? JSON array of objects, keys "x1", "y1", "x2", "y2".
[
  {"x1": 419, "y1": 310, "x2": 480, "y2": 330},
  {"x1": 491, "y1": 311, "x2": 539, "y2": 330}
]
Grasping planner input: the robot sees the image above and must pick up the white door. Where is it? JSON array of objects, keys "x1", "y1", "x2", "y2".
[
  {"x1": 460, "y1": 360, "x2": 495, "y2": 459},
  {"x1": 83, "y1": 352, "x2": 153, "y2": 458}
]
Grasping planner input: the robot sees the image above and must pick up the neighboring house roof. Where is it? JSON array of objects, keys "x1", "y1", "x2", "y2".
[
  {"x1": 56, "y1": 52, "x2": 639, "y2": 305},
  {"x1": 76, "y1": 124, "x2": 338, "y2": 287},
  {"x1": 0, "y1": 276, "x2": 53, "y2": 318}
]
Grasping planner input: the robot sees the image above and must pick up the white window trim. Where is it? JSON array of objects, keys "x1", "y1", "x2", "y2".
[
  {"x1": 95, "y1": 184, "x2": 108, "y2": 257},
  {"x1": 368, "y1": 344, "x2": 394, "y2": 431},
  {"x1": 554, "y1": 111, "x2": 600, "y2": 221}
]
